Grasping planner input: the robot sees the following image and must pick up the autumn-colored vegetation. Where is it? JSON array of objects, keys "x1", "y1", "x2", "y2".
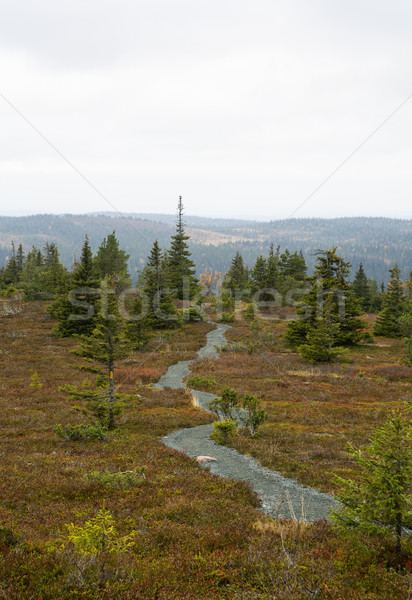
[
  {"x1": 0, "y1": 300, "x2": 410, "y2": 599},
  {"x1": 189, "y1": 316, "x2": 411, "y2": 494}
]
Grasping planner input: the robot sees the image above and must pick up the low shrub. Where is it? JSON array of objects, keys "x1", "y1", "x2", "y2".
[
  {"x1": 186, "y1": 374, "x2": 217, "y2": 391},
  {"x1": 47, "y1": 506, "x2": 138, "y2": 589},
  {"x1": 181, "y1": 307, "x2": 203, "y2": 322},
  {"x1": 53, "y1": 423, "x2": 108, "y2": 442},
  {"x1": 52, "y1": 505, "x2": 137, "y2": 555},
  {"x1": 211, "y1": 419, "x2": 237, "y2": 444},
  {"x1": 240, "y1": 394, "x2": 267, "y2": 436},
  {"x1": 86, "y1": 468, "x2": 145, "y2": 489},
  {"x1": 219, "y1": 311, "x2": 235, "y2": 323},
  {"x1": 372, "y1": 364, "x2": 412, "y2": 381},
  {"x1": 208, "y1": 387, "x2": 239, "y2": 419},
  {"x1": 0, "y1": 524, "x2": 19, "y2": 548}
]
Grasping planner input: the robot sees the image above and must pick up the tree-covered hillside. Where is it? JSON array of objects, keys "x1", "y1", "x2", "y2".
[{"x1": 0, "y1": 214, "x2": 410, "y2": 283}]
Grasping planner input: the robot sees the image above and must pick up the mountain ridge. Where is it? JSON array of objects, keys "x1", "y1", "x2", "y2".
[{"x1": 0, "y1": 213, "x2": 410, "y2": 283}]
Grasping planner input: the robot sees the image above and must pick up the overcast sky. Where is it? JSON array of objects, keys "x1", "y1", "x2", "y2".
[{"x1": 0, "y1": 0, "x2": 411, "y2": 220}]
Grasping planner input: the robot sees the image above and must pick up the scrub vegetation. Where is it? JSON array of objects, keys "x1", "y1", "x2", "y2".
[
  {"x1": 0, "y1": 300, "x2": 410, "y2": 599},
  {"x1": 0, "y1": 208, "x2": 411, "y2": 598}
]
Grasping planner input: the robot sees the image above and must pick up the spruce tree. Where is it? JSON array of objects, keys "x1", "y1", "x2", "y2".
[
  {"x1": 52, "y1": 236, "x2": 100, "y2": 337},
  {"x1": 123, "y1": 289, "x2": 148, "y2": 350},
  {"x1": 167, "y1": 197, "x2": 198, "y2": 299},
  {"x1": 298, "y1": 294, "x2": 342, "y2": 362},
  {"x1": 21, "y1": 244, "x2": 67, "y2": 300},
  {"x1": 42, "y1": 243, "x2": 68, "y2": 294},
  {"x1": 367, "y1": 278, "x2": 383, "y2": 313},
  {"x1": 332, "y1": 409, "x2": 412, "y2": 557},
  {"x1": 399, "y1": 301, "x2": 412, "y2": 366},
  {"x1": 279, "y1": 249, "x2": 306, "y2": 281},
  {"x1": 1, "y1": 242, "x2": 19, "y2": 286},
  {"x1": 251, "y1": 255, "x2": 267, "y2": 294},
  {"x1": 94, "y1": 231, "x2": 131, "y2": 293},
  {"x1": 21, "y1": 246, "x2": 43, "y2": 298},
  {"x1": 1, "y1": 242, "x2": 25, "y2": 290},
  {"x1": 142, "y1": 241, "x2": 179, "y2": 329},
  {"x1": 15, "y1": 244, "x2": 24, "y2": 279},
  {"x1": 70, "y1": 279, "x2": 131, "y2": 429},
  {"x1": 266, "y1": 244, "x2": 281, "y2": 290},
  {"x1": 285, "y1": 248, "x2": 367, "y2": 356},
  {"x1": 352, "y1": 263, "x2": 371, "y2": 312},
  {"x1": 373, "y1": 265, "x2": 406, "y2": 337},
  {"x1": 223, "y1": 251, "x2": 250, "y2": 295}
]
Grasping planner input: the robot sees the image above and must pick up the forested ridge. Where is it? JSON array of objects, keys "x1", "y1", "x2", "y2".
[{"x1": 0, "y1": 213, "x2": 411, "y2": 283}]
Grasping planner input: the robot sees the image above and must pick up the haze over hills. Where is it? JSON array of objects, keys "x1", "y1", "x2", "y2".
[{"x1": 0, "y1": 213, "x2": 411, "y2": 284}]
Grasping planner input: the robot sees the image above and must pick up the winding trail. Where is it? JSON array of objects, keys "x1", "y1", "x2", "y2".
[{"x1": 158, "y1": 322, "x2": 337, "y2": 522}]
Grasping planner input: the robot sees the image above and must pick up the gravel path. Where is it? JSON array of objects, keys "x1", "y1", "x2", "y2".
[
  {"x1": 159, "y1": 322, "x2": 338, "y2": 522},
  {"x1": 153, "y1": 324, "x2": 231, "y2": 390}
]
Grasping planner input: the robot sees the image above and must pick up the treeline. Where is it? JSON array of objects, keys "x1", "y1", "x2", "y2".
[
  {"x1": 283, "y1": 249, "x2": 412, "y2": 364},
  {"x1": 1, "y1": 214, "x2": 411, "y2": 284},
  {"x1": 216, "y1": 247, "x2": 386, "y2": 316},
  {"x1": 0, "y1": 198, "x2": 199, "y2": 333},
  {"x1": 216, "y1": 246, "x2": 412, "y2": 364},
  {"x1": 2, "y1": 216, "x2": 411, "y2": 370}
]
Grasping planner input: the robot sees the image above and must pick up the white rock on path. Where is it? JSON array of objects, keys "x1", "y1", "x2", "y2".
[{"x1": 195, "y1": 456, "x2": 217, "y2": 463}]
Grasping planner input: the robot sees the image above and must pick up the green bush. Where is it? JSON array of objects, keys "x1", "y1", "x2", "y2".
[
  {"x1": 208, "y1": 387, "x2": 239, "y2": 419},
  {"x1": 298, "y1": 342, "x2": 343, "y2": 363},
  {"x1": 181, "y1": 306, "x2": 203, "y2": 322},
  {"x1": 219, "y1": 311, "x2": 235, "y2": 323},
  {"x1": 243, "y1": 302, "x2": 256, "y2": 321},
  {"x1": 211, "y1": 419, "x2": 237, "y2": 444},
  {"x1": 240, "y1": 394, "x2": 267, "y2": 436},
  {"x1": 186, "y1": 374, "x2": 217, "y2": 391},
  {"x1": 86, "y1": 468, "x2": 145, "y2": 489},
  {"x1": 53, "y1": 423, "x2": 108, "y2": 442},
  {"x1": 0, "y1": 525, "x2": 19, "y2": 548},
  {"x1": 46, "y1": 506, "x2": 137, "y2": 589}
]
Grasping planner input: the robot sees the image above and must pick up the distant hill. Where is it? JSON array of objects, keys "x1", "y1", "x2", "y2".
[{"x1": 0, "y1": 213, "x2": 411, "y2": 284}]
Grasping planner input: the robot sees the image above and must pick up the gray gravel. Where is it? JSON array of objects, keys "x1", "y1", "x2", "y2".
[
  {"x1": 159, "y1": 322, "x2": 338, "y2": 522},
  {"x1": 153, "y1": 323, "x2": 231, "y2": 390}
]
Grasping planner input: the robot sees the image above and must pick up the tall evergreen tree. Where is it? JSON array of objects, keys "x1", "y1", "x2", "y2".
[
  {"x1": 285, "y1": 248, "x2": 367, "y2": 355},
  {"x1": 52, "y1": 236, "x2": 100, "y2": 337},
  {"x1": 42, "y1": 242, "x2": 68, "y2": 295},
  {"x1": 21, "y1": 244, "x2": 67, "y2": 300},
  {"x1": 72, "y1": 235, "x2": 96, "y2": 287},
  {"x1": 15, "y1": 244, "x2": 24, "y2": 278},
  {"x1": 167, "y1": 197, "x2": 198, "y2": 300},
  {"x1": 367, "y1": 278, "x2": 383, "y2": 313},
  {"x1": 266, "y1": 244, "x2": 281, "y2": 290},
  {"x1": 94, "y1": 231, "x2": 131, "y2": 293},
  {"x1": 373, "y1": 265, "x2": 406, "y2": 337},
  {"x1": 332, "y1": 409, "x2": 412, "y2": 557},
  {"x1": 1, "y1": 242, "x2": 19, "y2": 286},
  {"x1": 353, "y1": 263, "x2": 371, "y2": 312},
  {"x1": 71, "y1": 280, "x2": 131, "y2": 429},
  {"x1": 223, "y1": 251, "x2": 250, "y2": 294},
  {"x1": 279, "y1": 249, "x2": 306, "y2": 281},
  {"x1": 142, "y1": 241, "x2": 179, "y2": 329},
  {"x1": 251, "y1": 255, "x2": 267, "y2": 291},
  {"x1": 399, "y1": 300, "x2": 412, "y2": 366},
  {"x1": 123, "y1": 289, "x2": 148, "y2": 350},
  {"x1": 1, "y1": 242, "x2": 25, "y2": 289},
  {"x1": 298, "y1": 294, "x2": 342, "y2": 363}
]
